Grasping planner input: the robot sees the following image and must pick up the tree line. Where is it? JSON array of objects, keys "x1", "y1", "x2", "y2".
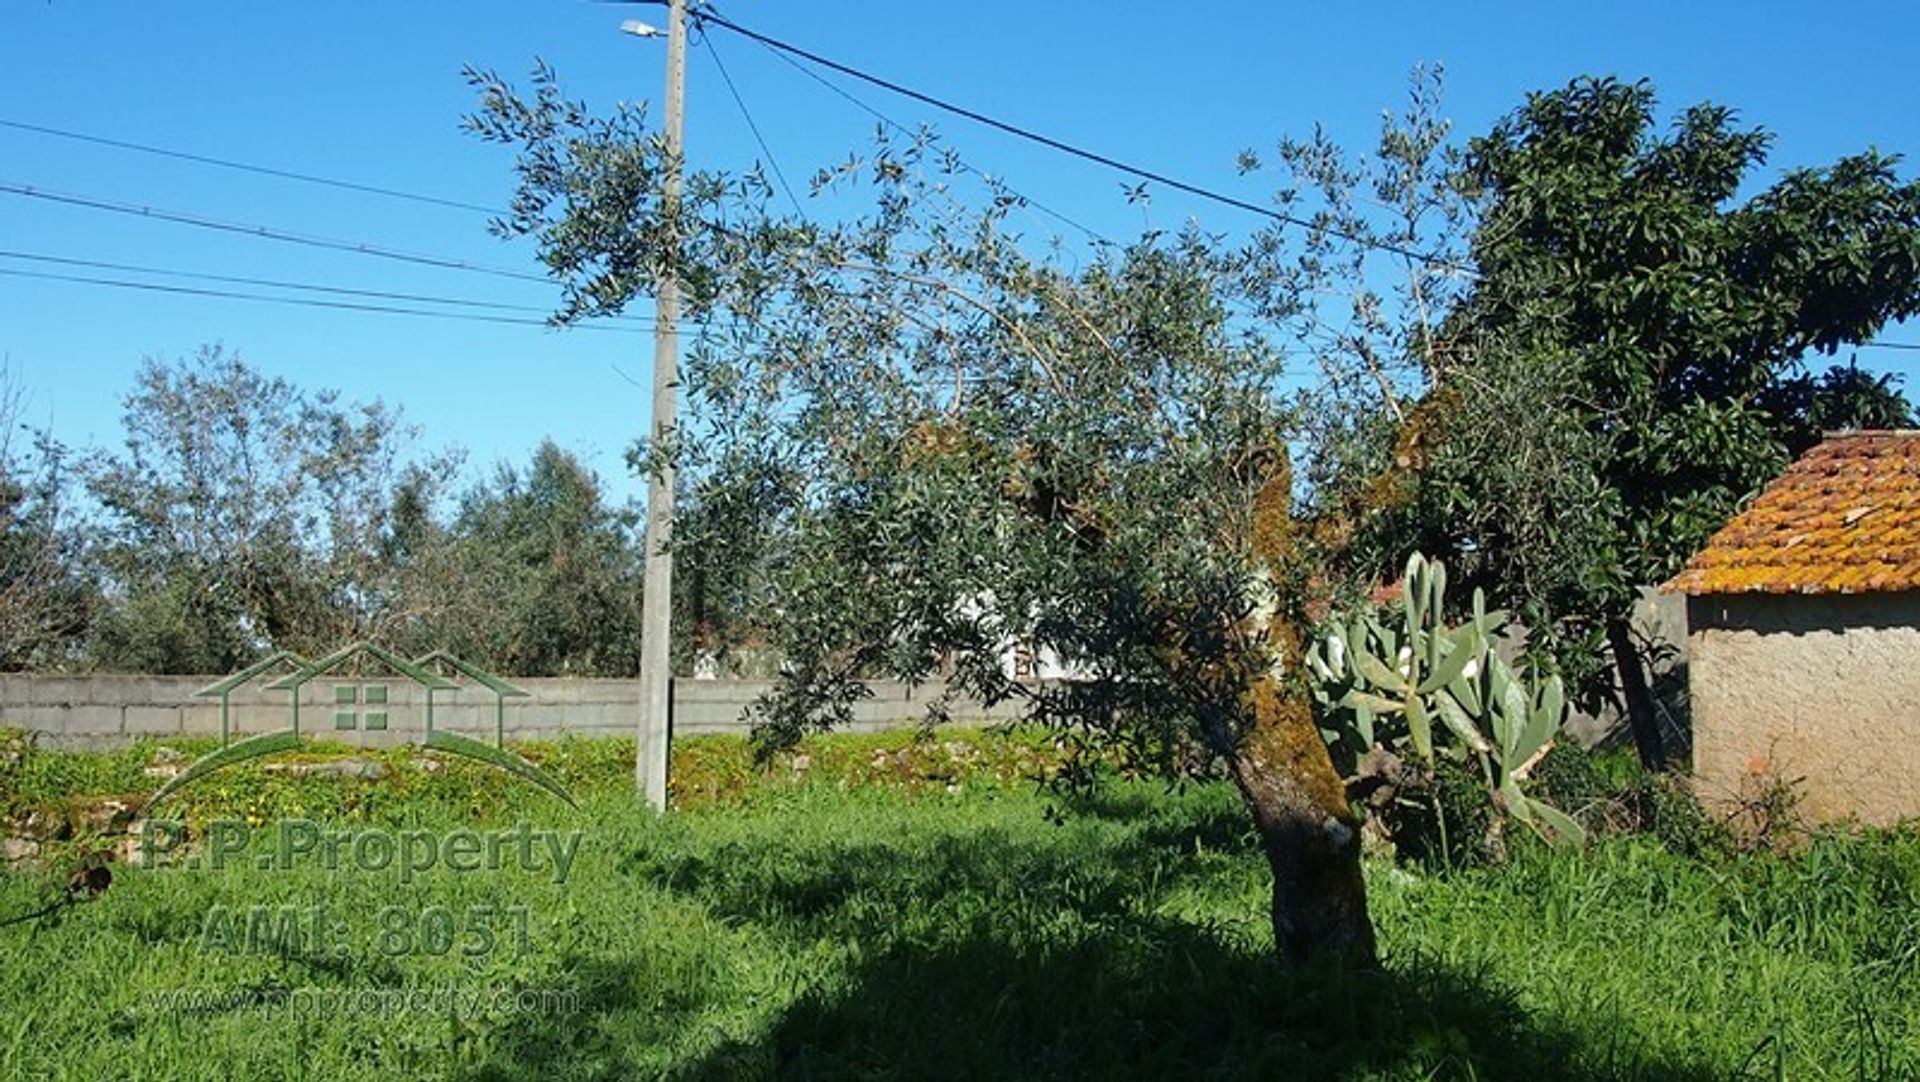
[{"x1": 0, "y1": 347, "x2": 653, "y2": 677}]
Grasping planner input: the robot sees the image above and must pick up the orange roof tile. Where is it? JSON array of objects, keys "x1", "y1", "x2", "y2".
[{"x1": 1665, "y1": 431, "x2": 1920, "y2": 595}]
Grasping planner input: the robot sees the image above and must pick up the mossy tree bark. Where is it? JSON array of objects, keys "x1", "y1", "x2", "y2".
[
  {"x1": 1215, "y1": 464, "x2": 1377, "y2": 967},
  {"x1": 1228, "y1": 675, "x2": 1376, "y2": 967}
]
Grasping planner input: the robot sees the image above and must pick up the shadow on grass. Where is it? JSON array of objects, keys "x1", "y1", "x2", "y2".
[
  {"x1": 668, "y1": 921, "x2": 1720, "y2": 1081},
  {"x1": 468, "y1": 805, "x2": 1724, "y2": 1081}
]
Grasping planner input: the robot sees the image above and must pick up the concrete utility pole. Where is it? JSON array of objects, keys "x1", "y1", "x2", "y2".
[{"x1": 630, "y1": 0, "x2": 688, "y2": 811}]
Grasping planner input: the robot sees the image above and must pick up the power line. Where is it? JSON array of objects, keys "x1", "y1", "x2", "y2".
[
  {"x1": 699, "y1": 26, "x2": 804, "y2": 216},
  {"x1": 695, "y1": 9, "x2": 1467, "y2": 272},
  {"x1": 0, "y1": 249, "x2": 655, "y2": 322},
  {"x1": 739, "y1": 20, "x2": 1110, "y2": 246},
  {"x1": 0, "y1": 117, "x2": 505, "y2": 216},
  {"x1": 0, "y1": 181, "x2": 554, "y2": 285},
  {"x1": 2, "y1": 118, "x2": 1903, "y2": 356},
  {"x1": 0, "y1": 265, "x2": 647, "y2": 332}
]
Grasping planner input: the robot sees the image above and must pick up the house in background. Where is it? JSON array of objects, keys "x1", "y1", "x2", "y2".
[{"x1": 1664, "y1": 431, "x2": 1920, "y2": 826}]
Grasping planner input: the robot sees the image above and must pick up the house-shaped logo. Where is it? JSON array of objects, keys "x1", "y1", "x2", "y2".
[{"x1": 144, "y1": 642, "x2": 575, "y2": 810}]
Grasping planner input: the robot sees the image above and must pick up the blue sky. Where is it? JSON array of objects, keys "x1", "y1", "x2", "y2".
[{"x1": 5, "y1": 1, "x2": 1919, "y2": 504}]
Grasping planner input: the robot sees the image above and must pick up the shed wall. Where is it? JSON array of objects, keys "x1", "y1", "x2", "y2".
[{"x1": 1688, "y1": 592, "x2": 1920, "y2": 826}]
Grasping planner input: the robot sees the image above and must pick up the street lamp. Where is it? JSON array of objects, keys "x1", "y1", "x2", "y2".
[{"x1": 627, "y1": 0, "x2": 687, "y2": 812}]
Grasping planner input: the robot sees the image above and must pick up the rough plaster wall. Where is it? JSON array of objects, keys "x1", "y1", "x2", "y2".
[{"x1": 1689, "y1": 592, "x2": 1920, "y2": 826}]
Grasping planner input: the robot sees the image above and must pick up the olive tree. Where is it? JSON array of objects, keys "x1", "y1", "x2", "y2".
[{"x1": 465, "y1": 64, "x2": 1467, "y2": 965}]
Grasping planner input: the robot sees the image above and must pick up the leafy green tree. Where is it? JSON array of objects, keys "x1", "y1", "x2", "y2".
[
  {"x1": 672, "y1": 456, "x2": 788, "y2": 676},
  {"x1": 61, "y1": 350, "x2": 642, "y2": 678},
  {"x1": 85, "y1": 348, "x2": 446, "y2": 671},
  {"x1": 1411, "y1": 78, "x2": 1920, "y2": 767},
  {"x1": 1759, "y1": 360, "x2": 1917, "y2": 456},
  {"x1": 393, "y1": 441, "x2": 643, "y2": 676},
  {"x1": 466, "y1": 62, "x2": 1472, "y2": 966}
]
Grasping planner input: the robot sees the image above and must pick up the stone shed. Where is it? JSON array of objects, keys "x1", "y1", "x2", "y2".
[{"x1": 1665, "y1": 431, "x2": 1920, "y2": 826}]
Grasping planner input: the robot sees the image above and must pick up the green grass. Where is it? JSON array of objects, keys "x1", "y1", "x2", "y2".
[{"x1": 1, "y1": 731, "x2": 1916, "y2": 1080}]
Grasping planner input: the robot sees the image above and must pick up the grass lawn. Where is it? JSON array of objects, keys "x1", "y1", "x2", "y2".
[{"x1": 0, "y1": 729, "x2": 1916, "y2": 1080}]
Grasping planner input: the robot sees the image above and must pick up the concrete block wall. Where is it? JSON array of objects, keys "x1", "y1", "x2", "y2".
[{"x1": 0, "y1": 674, "x2": 1026, "y2": 750}]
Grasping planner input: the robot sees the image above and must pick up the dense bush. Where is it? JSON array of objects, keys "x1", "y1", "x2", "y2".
[{"x1": 1359, "y1": 756, "x2": 1501, "y2": 868}]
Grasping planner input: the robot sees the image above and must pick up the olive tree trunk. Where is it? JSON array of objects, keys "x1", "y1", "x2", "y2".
[{"x1": 1228, "y1": 675, "x2": 1377, "y2": 967}]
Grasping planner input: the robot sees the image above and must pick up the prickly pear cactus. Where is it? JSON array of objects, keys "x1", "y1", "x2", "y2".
[{"x1": 1306, "y1": 553, "x2": 1583, "y2": 846}]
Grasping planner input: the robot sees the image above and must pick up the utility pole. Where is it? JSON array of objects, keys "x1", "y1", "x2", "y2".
[{"x1": 634, "y1": 0, "x2": 687, "y2": 810}]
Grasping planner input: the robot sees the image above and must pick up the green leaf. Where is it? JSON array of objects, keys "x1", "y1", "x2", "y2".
[
  {"x1": 1522, "y1": 796, "x2": 1586, "y2": 847},
  {"x1": 1499, "y1": 672, "x2": 1531, "y2": 761},
  {"x1": 1416, "y1": 628, "x2": 1480, "y2": 694},
  {"x1": 1340, "y1": 689, "x2": 1407, "y2": 717},
  {"x1": 1306, "y1": 645, "x2": 1333, "y2": 684},
  {"x1": 1538, "y1": 674, "x2": 1565, "y2": 729},
  {"x1": 1406, "y1": 694, "x2": 1434, "y2": 764},
  {"x1": 1498, "y1": 772, "x2": 1527, "y2": 812},
  {"x1": 1433, "y1": 690, "x2": 1494, "y2": 753},
  {"x1": 1351, "y1": 638, "x2": 1409, "y2": 695},
  {"x1": 1509, "y1": 676, "x2": 1565, "y2": 775},
  {"x1": 1448, "y1": 667, "x2": 1483, "y2": 717}
]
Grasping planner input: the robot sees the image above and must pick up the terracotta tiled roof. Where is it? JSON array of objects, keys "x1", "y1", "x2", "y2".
[{"x1": 1664, "y1": 431, "x2": 1920, "y2": 596}]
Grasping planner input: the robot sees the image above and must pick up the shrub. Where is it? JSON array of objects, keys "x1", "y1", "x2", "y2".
[
  {"x1": 1362, "y1": 756, "x2": 1501, "y2": 868},
  {"x1": 1526, "y1": 742, "x2": 1725, "y2": 858}
]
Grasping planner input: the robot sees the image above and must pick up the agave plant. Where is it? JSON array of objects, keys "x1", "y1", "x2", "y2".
[{"x1": 1306, "y1": 553, "x2": 1583, "y2": 846}]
